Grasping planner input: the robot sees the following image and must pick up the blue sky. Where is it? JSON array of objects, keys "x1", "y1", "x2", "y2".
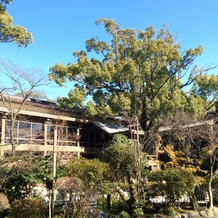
[{"x1": 1, "y1": 0, "x2": 218, "y2": 100}]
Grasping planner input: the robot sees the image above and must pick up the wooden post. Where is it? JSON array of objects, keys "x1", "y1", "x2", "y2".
[
  {"x1": 44, "y1": 122, "x2": 47, "y2": 156},
  {"x1": 53, "y1": 127, "x2": 57, "y2": 180},
  {"x1": 77, "y1": 127, "x2": 80, "y2": 157},
  {"x1": 0, "y1": 118, "x2": 5, "y2": 157},
  {"x1": 50, "y1": 127, "x2": 57, "y2": 218}
]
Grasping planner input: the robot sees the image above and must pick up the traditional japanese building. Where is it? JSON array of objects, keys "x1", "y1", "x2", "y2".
[{"x1": 0, "y1": 95, "x2": 129, "y2": 159}]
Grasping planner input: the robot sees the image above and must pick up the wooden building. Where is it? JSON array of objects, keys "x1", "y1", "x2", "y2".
[{"x1": 0, "y1": 95, "x2": 129, "y2": 159}]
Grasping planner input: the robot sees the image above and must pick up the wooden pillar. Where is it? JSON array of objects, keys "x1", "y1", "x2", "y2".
[
  {"x1": 77, "y1": 127, "x2": 80, "y2": 157},
  {"x1": 50, "y1": 128, "x2": 57, "y2": 218},
  {"x1": 0, "y1": 118, "x2": 5, "y2": 157},
  {"x1": 44, "y1": 122, "x2": 47, "y2": 156}
]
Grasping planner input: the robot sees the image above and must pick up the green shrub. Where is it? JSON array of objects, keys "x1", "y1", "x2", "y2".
[
  {"x1": 118, "y1": 211, "x2": 131, "y2": 218},
  {"x1": 148, "y1": 167, "x2": 197, "y2": 207},
  {"x1": 133, "y1": 201, "x2": 144, "y2": 217},
  {"x1": 166, "y1": 206, "x2": 178, "y2": 216},
  {"x1": 8, "y1": 198, "x2": 48, "y2": 218}
]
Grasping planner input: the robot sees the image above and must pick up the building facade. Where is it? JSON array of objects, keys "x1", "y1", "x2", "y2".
[{"x1": 0, "y1": 95, "x2": 129, "y2": 159}]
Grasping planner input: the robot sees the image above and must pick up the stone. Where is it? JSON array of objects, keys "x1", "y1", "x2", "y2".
[
  {"x1": 207, "y1": 208, "x2": 214, "y2": 217},
  {"x1": 213, "y1": 207, "x2": 218, "y2": 216},
  {"x1": 189, "y1": 211, "x2": 201, "y2": 218},
  {"x1": 199, "y1": 210, "x2": 207, "y2": 217},
  {"x1": 181, "y1": 214, "x2": 190, "y2": 218}
]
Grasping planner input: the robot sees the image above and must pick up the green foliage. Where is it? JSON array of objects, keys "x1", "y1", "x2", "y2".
[
  {"x1": 98, "y1": 194, "x2": 129, "y2": 215},
  {"x1": 8, "y1": 198, "x2": 48, "y2": 218},
  {"x1": 104, "y1": 134, "x2": 148, "y2": 216},
  {"x1": 148, "y1": 167, "x2": 197, "y2": 207},
  {"x1": 104, "y1": 134, "x2": 135, "y2": 182},
  {"x1": 192, "y1": 74, "x2": 218, "y2": 102},
  {"x1": 158, "y1": 113, "x2": 218, "y2": 211},
  {"x1": 118, "y1": 211, "x2": 131, "y2": 218},
  {"x1": 132, "y1": 200, "x2": 144, "y2": 217},
  {"x1": 0, "y1": 0, "x2": 33, "y2": 46},
  {"x1": 57, "y1": 86, "x2": 85, "y2": 109},
  {"x1": 166, "y1": 206, "x2": 178, "y2": 216},
  {"x1": 0, "y1": 167, "x2": 9, "y2": 191},
  {"x1": 66, "y1": 157, "x2": 109, "y2": 188},
  {"x1": 0, "y1": 155, "x2": 53, "y2": 203},
  {"x1": 108, "y1": 134, "x2": 133, "y2": 148},
  {"x1": 49, "y1": 18, "x2": 215, "y2": 131},
  {"x1": 212, "y1": 175, "x2": 218, "y2": 192},
  {"x1": 56, "y1": 164, "x2": 67, "y2": 178},
  {"x1": 2, "y1": 163, "x2": 38, "y2": 203}
]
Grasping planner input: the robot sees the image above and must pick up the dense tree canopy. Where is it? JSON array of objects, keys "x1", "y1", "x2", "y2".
[
  {"x1": 49, "y1": 18, "x2": 217, "y2": 131},
  {"x1": 0, "y1": 0, "x2": 33, "y2": 46}
]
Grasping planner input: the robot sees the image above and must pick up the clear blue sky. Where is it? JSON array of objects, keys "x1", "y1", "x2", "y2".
[{"x1": 1, "y1": 0, "x2": 218, "y2": 100}]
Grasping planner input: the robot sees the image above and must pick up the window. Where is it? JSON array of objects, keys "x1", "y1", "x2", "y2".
[
  {"x1": 4, "y1": 119, "x2": 77, "y2": 146},
  {"x1": 5, "y1": 120, "x2": 43, "y2": 144},
  {"x1": 18, "y1": 121, "x2": 31, "y2": 139},
  {"x1": 46, "y1": 124, "x2": 77, "y2": 146}
]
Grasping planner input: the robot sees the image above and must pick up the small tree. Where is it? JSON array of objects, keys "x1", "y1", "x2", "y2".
[
  {"x1": 104, "y1": 134, "x2": 148, "y2": 217},
  {"x1": 200, "y1": 122, "x2": 218, "y2": 216},
  {"x1": 0, "y1": 60, "x2": 48, "y2": 152},
  {"x1": 148, "y1": 167, "x2": 199, "y2": 214},
  {"x1": 158, "y1": 112, "x2": 218, "y2": 214},
  {"x1": 104, "y1": 134, "x2": 135, "y2": 183}
]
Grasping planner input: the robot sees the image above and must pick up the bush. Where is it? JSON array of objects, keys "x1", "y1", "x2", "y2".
[
  {"x1": 148, "y1": 167, "x2": 197, "y2": 207},
  {"x1": 118, "y1": 211, "x2": 131, "y2": 218},
  {"x1": 133, "y1": 201, "x2": 144, "y2": 217},
  {"x1": 166, "y1": 206, "x2": 178, "y2": 216},
  {"x1": 8, "y1": 198, "x2": 48, "y2": 218}
]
